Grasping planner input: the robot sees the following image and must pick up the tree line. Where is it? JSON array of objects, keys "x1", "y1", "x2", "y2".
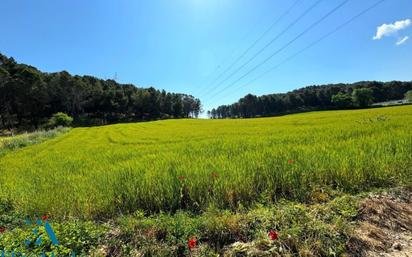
[
  {"x1": 0, "y1": 53, "x2": 201, "y2": 130},
  {"x1": 208, "y1": 81, "x2": 412, "y2": 119}
]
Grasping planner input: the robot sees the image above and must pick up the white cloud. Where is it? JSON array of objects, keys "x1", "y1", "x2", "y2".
[
  {"x1": 396, "y1": 36, "x2": 409, "y2": 46},
  {"x1": 373, "y1": 19, "x2": 411, "y2": 40}
]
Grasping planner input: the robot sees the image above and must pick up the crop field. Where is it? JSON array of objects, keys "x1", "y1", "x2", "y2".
[{"x1": 0, "y1": 106, "x2": 411, "y2": 219}]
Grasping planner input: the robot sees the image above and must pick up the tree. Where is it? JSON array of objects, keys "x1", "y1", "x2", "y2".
[
  {"x1": 405, "y1": 90, "x2": 412, "y2": 103},
  {"x1": 331, "y1": 92, "x2": 353, "y2": 108},
  {"x1": 352, "y1": 88, "x2": 374, "y2": 107},
  {"x1": 210, "y1": 81, "x2": 412, "y2": 119},
  {"x1": 48, "y1": 112, "x2": 73, "y2": 127},
  {"x1": 0, "y1": 53, "x2": 203, "y2": 129}
]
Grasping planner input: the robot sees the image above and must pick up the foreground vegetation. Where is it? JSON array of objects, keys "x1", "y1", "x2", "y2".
[
  {"x1": 0, "y1": 105, "x2": 410, "y2": 220},
  {"x1": 0, "y1": 190, "x2": 360, "y2": 256},
  {"x1": 1, "y1": 187, "x2": 409, "y2": 256}
]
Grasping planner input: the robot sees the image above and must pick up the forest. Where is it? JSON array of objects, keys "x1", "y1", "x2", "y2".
[
  {"x1": 208, "y1": 81, "x2": 412, "y2": 118},
  {"x1": 2, "y1": 53, "x2": 412, "y2": 127},
  {"x1": 0, "y1": 53, "x2": 201, "y2": 130}
]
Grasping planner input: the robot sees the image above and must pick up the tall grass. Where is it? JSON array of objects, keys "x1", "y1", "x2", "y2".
[
  {"x1": 0, "y1": 106, "x2": 411, "y2": 219},
  {"x1": 0, "y1": 127, "x2": 70, "y2": 156}
]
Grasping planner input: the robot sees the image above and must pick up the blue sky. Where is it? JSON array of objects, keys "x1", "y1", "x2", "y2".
[{"x1": 1, "y1": 0, "x2": 411, "y2": 114}]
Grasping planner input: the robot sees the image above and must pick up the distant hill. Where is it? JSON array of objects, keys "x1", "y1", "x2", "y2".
[
  {"x1": 209, "y1": 81, "x2": 412, "y2": 118},
  {"x1": 0, "y1": 53, "x2": 201, "y2": 130}
]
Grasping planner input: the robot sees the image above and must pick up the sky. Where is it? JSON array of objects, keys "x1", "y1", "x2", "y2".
[{"x1": 1, "y1": 0, "x2": 412, "y2": 115}]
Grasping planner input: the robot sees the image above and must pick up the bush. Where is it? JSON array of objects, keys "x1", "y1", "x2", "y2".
[
  {"x1": 331, "y1": 92, "x2": 353, "y2": 108},
  {"x1": 405, "y1": 90, "x2": 412, "y2": 103},
  {"x1": 48, "y1": 113, "x2": 73, "y2": 128},
  {"x1": 352, "y1": 88, "x2": 374, "y2": 107},
  {"x1": 0, "y1": 219, "x2": 106, "y2": 256}
]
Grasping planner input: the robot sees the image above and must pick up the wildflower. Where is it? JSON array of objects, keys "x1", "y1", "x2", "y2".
[
  {"x1": 178, "y1": 176, "x2": 185, "y2": 181},
  {"x1": 41, "y1": 215, "x2": 48, "y2": 221},
  {"x1": 268, "y1": 230, "x2": 278, "y2": 240},
  {"x1": 211, "y1": 172, "x2": 219, "y2": 178},
  {"x1": 287, "y1": 159, "x2": 294, "y2": 164},
  {"x1": 188, "y1": 237, "x2": 197, "y2": 250},
  {"x1": 0, "y1": 227, "x2": 6, "y2": 233}
]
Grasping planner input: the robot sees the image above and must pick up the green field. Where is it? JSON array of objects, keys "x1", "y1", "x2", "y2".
[{"x1": 0, "y1": 106, "x2": 411, "y2": 219}]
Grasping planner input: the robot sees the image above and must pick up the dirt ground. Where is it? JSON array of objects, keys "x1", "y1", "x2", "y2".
[
  {"x1": 222, "y1": 189, "x2": 412, "y2": 257},
  {"x1": 347, "y1": 189, "x2": 412, "y2": 257}
]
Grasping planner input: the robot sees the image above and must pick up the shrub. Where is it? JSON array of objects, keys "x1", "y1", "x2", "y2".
[
  {"x1": 405, "y1": 90, "x2": 412, "y2": 103},
  {"x1": 331, "y1": 92, "x2": 353, "y2": 108},
  {"x1": 352, "y1": 88, "x2": 374, "y2": 107},
  {"x1": 0, "y1": 220, "x2": 106, "y2": 256},
  {"x1": 48, "y1": 113, "x2": 73, "y2": 128}
]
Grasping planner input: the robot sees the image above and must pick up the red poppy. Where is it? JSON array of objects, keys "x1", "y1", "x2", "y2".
[
  {"x1": 178, "y1": 176, "x2": 185, "y2": 181},
  {"x1": 188, "y1": 237, "x2": 197, "y2": 250},
  {"x1": 211, "y1": 172, "x2": 219, "y2": 178},
  {"x1": 287, "y1": 159, "x2": 294, "y2": 164},
  {"x1": 268, "y1": 230, "x2": 278, "y2": 240},
  {"x1": 0, "y1": 227, "x2": 6, "y2": 233},
  {"x1": 41, "y1": 215, "x2": 48, "y2": 221}
]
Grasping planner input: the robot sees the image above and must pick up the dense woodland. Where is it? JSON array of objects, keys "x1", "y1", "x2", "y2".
[
  {"x1": 0, "y1": 53, "x2": 201, "y2": 130},
  {"x1": 208, "y1": 81, "x2": 412, "y2": 118},
  {"x1": 2, "y1": 53, "x2": 411, "y2": 128}
]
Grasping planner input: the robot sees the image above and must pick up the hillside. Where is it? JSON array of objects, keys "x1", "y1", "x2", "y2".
[
  {"x1": 0, "y1": 53, "x2": 201, "y2": 131},
  {"x1": 209, "y1": 81, "x2": 412, "y2": 118}
]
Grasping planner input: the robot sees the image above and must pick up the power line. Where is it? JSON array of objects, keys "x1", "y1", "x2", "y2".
[
  {"x1": 208, "y1": 0, "x2": 386, "y2": 110},
  {"x1": 204, "y1": 0, "x2": 349, "y2": 105},
  {"x1": 190, "y1": 64, "x2": 222, "y2": 96},
  {"x1": 201, "y1": 0, "x2": 324, "y2": 99},
  {"x1": 191, "y1": 3, "x2": 296, "y2": 97},
  {"x1": 195, "y1": 0, "x2": 303, "y2": 97}
]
